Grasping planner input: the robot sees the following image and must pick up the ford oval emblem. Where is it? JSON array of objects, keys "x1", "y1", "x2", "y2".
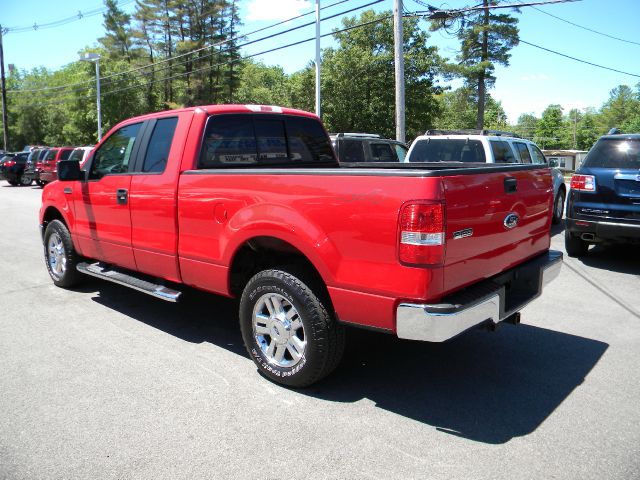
[{"x1": 504, "y1": 213, "x2": 519, "y2": 229}]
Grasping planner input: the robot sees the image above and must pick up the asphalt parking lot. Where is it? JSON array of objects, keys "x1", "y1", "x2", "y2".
[{"x1": 1, "y1": 184, "x2": 639, "y2": 480}]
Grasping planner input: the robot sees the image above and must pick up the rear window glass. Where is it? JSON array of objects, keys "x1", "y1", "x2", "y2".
[
  {"x1": 44, "y1": 149, "x2": 57, "y2": 161},
  {"x1": 490, "y1": 141, "x2": 517, "y2": 163},
  {"x1": 583, "y1": 138, "x2": 640, "y2": 169},
  {"x1": 513, "y1": 143, "x2": 532, "y2": 163},
  {"x1": 60, "y1": 149, "x2": 73, "y2": 160},
  {"x1": 199, "y1": 114, "x2": 335, "y2": 168},
  {"x1": 409, "y1": 139, "x2": 486, "y2": 163}
]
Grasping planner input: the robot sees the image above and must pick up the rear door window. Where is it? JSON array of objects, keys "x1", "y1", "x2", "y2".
[
  {"x1": 341, "y1": 140, "x2": 366, "y2": 162},
  {"x1": 490, "y1": 141, "x2": 517, "y2": 163},
  {"x1": 513, "y1": 142, "x2": 532, "y2": 163},
  {"x1": 395, "y1": 144, "x2": 407, "y2": 162},
  {"x1": 44, "y1": 149, "x2": 57, "y2": 161},
  {"x1": 583, "y1": 138, "x2": 640, "y2": 169},
  {"x1": 370, "y1": 143, "x2": 395, "y2": 162},
  {"x1": 60, "y1": 149, "x2": 73, "y2": 161},
  {"x1": 68, "y1": 149, "x2": 84, "y2": 162},
  {"x1": 142, "y1": 117, "x2": 178, "y2": 172}
]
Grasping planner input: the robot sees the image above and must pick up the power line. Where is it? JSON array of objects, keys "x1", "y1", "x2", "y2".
[
  {"x1": 519, "y1": 39, "x2": 640, "y2": 78},
  {"x1": 4, "y1": 0, "x2": 136, "y2": 34},
  {"x1": 12, "y1": 7, "x2": 395, "y2": 106},
  {"x1": 528, "y1": 4, "x2": 640, "y2": 46},
  {"x1": 7, "y1": 0, "x2": 378, "y2": 95}
]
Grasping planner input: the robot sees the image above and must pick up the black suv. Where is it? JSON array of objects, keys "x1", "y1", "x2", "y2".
[
  {"x1": 330, "y1": 133, "x2": 408, "y2": 163},
  {"x1": 565, "y1": 133, "x2": 640, "y2": 256},
  {"x1": 0, "y1": 152, "x2": 31, "y2": 186}
]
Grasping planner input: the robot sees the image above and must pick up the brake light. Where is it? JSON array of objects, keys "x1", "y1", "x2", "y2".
[
  {"x1": 570, "y1": 174, "x2": 596, "y2": 192},
  {"x1": 398, "y1": 202, "x2": 445, "y2": 266},
  {"x1": 4, "y1": 160, "x2": 16, "y2": 167}
]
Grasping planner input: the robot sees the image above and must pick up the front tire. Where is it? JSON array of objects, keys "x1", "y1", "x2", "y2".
[
  {"x1": 565, "y1": 230, "x2": 589, "y2": 257},
  {"x1": 44, "y1": 220, "x2": 82, "y2": 288},
  {"x1": 552, "y1": 189, "x2": 565, "y2": 224},
  {"x1": 239, "y1": 269, "x2": 345, "y2": 388}
]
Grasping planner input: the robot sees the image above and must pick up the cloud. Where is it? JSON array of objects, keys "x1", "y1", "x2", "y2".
[
  {"x1": 519, "y1": 73, "x2": 550, "y2": 81},
  {"x1": 246, "y1": 0, "x2": 311, "y2": 21}
]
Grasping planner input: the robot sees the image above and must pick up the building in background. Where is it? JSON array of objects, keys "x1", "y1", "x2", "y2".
[{"x1": 543, "y1": 149, "x2": 589, "y2": 171}]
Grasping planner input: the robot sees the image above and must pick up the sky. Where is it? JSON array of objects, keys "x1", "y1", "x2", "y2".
[{"x1": 1, "y1": 0, "x2": 639, "y2": 123}]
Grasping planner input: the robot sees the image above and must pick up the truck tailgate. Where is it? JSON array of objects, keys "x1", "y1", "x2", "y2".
[{"x1": 441, "y1": 168, "x2": 552, "y2": 296}]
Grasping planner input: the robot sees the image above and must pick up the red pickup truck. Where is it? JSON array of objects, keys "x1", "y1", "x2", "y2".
[{"x1": 40, "y1": 105, "x2": 562, "y2": 387}]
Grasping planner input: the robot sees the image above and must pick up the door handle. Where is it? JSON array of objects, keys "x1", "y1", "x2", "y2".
[
  {"x1": 504, "y1": 177, "x2": 517, "y2": 194},
  {"x1": 116, "y1": 188, "x2": 128, "y2": 205}
]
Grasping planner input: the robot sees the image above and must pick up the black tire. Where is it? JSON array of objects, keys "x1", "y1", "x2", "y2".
[
  {"x1": 552, "y1": 188, "x2": 565, "y2": 224},
  {"x1": 19, "y1": 174, "x2": 33, "y2": 186},
  {"x1": 7, "y1": 180, "x2": 18, "y2": 186},
  {"x1": 43, "y1": 219, "x2": 83, "y2": 288},
  {"x1": 565, "y1": 230, "x2": 589, "y2": 257},
  {"x1": 36, "y1": 180, "x2": 45, "y2": 187},
  {"x1": 239, "y1": 268, "x2": 345, "y2": 388}
]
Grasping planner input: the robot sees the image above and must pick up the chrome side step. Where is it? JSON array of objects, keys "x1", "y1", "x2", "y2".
[{"x1": 76, "y1": 262, "x2": 182, "y2": 302}]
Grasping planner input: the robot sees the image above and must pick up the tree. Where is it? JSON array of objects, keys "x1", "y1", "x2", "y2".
[
  {"x1": 514, "y1": 113, "x2": 538, "y2": 139},
  {"x1": 575, "y1": 111, "x2": 601, "y2": 150},
  {"x1": 434, "y1": 87, "x2": 506, "y2": 130},
  {"x1": 600, "y1": 84, "x2": 640, "y2": 130},
  {"x1": 448, "y1": 0, "x2": 519, "y2": 129},
  {"x1": 535, "y1": 104, "x2": 564, "y2": 149},
  {"x1": 100, "y1": 0, "x2": 135, "y2": 62},
  {"x1": 317, "y1": 10, "x2": 442, "y2": 140}
]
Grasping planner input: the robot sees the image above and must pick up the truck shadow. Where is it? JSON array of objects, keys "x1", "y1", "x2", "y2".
[{"x1": 86, "y1": 280, "x2": 607, "y2": 445}]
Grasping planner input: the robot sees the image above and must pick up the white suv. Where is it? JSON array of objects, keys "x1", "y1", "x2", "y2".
[{"x1": 405, "y1": 129, "x2": 566, "y2": 224}]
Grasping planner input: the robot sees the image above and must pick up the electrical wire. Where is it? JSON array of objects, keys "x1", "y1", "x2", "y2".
[
  {"x1": 13, "y1": 11, "x2": 395, "y2": 106},
  {"x1": 7, "y1": 0, "x2": 380, "y2": 94},
  {"x1": 527, "y1": 4, "x2": 640, "y2": 47},
  {"x1": 519, "y1": 39, "x2": 640, "y2": 78},
  {"x1": 4, "y1": 0, "x2": 136, "y2": 34}
]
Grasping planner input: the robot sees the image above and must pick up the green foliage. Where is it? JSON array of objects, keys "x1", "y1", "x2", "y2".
[
  {"x1": 435, "y1": 87, "x2": 507, "y2": 130},
  {"x1": 535, "y1": 104, "x2": 564, "y2": 149}
]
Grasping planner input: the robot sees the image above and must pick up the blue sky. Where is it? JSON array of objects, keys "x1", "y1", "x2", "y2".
[{"x1": 2, "y1": 0, "x2": 639, "y2": 123}]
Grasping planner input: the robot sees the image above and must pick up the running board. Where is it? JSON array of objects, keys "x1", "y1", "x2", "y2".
[{"x1": 76, "y1": 262, "x2": 182, "y2": 302}]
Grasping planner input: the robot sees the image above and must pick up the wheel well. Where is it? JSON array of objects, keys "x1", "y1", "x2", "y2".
[
  {"x1": 559, "y1": 183, "x2": 566, "y2": 195},
  {"x1": 229, "y1": 237, "x2": 328, "y2": 299},
  {"x1": 41, "y1": 207, "x2": 66, "y2": 234}
]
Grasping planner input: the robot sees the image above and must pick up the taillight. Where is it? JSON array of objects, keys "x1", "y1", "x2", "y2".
[
  {"x1": 4, "y1": 160, "x2": 16, "y2": 167},
  {"x1": 570, "y1": 174, "x2": 596, "y2": 192},
  {"x1": 398, "y1": 202, "x2": 445, "y2": 266}
]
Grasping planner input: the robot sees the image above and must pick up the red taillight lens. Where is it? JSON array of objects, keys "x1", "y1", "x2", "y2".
[
  {"x1": 570, "y1": 174, "x2": 596, "y2": 192},
  {"x1": 4, "y1": 160, "x2": 16, "y2": 167},
  {"x1": 398, "y1": 202, "x2": 445, "y2": 266}
]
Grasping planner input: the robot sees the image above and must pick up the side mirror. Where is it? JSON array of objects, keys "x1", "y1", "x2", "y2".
[
  {"x1": 548, "y1": 159, "x2": 558, "y2": 168},
  {"x1": 57, "y1": 160, "x2": 82, "y2": 181}
]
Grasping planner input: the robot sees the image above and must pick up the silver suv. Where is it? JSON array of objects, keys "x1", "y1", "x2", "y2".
[{"x1": 405, "y1": 129, "x2": 566, "y2": 224}]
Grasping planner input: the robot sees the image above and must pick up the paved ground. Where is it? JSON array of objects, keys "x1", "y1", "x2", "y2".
[{"x1": 1, "y1": 184, "x2": 639, "y2": 480}]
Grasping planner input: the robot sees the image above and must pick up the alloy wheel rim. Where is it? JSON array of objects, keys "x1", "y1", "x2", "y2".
[
  {"x1": 252, "y1": 293, "x2": 306, "y2": 368},
  {"x1": 47, "y1": 233, "x2": 66, "y2": 278}
]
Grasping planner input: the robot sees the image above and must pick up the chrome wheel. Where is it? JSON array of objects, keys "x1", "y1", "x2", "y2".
[
  {"x1": 555, "y1": 194, "x2": 564, "y2": 219},
  {"x1": 19, "y1": 175, "x2": 32, "y2": 186},
  {"x1": 47, "y1": 232, "x2": 67, "y2": 278},
  {"x1": 252, "y1": 293, "x2": 306, "y2": 368}
]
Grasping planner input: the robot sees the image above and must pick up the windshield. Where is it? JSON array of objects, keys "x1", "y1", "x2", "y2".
[{"x1": 583, "y1": 138, "x2": 640, "y2": 169}]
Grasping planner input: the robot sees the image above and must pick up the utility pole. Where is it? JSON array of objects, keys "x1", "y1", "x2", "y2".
[
  {"x1": 393, "y1": 0, "x2": 405, "y2": 143},
  {"x1": 0, "y1": 25, "x2": 9, "y2": 151},
  {"x1": 315, "y1": 0, "x2": 321, "y2": 118}
]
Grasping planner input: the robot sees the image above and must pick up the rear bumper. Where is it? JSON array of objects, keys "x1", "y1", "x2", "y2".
[
  {"x1": 39, "y1": 171, "x2": 57, "y2": 183},
  {"x1": 566, "y1": 217, "x2": 640, "y2": 241},
  {"x1": 396, "y1": 250, "x2": 563, "y2": 342}
]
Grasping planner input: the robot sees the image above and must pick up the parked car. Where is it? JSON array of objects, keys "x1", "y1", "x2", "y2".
[
  {"x1": 330, "y1": 133, "x2": 408, "y2": 162},
  {"x1": 39, "y1": 147, "x2": 75, "y2": 184},
  {"x1": 405, "y1": 129, "x2": 567, "y2": 224},
  {"x1": 565, "y1": 133, "x2": 640, "y2": 256},
  {"x1": 40, "y1": 104, "x2": 561, "y2": 387},
  {"x1": 24, "y1": 148, "x2": 50, "y2": 187},
  {"x1": 67, "y1": 146, "x2": 94, "y2": 168},
  {"x1": 0, "y1": 152, "x2": 31, "y2": 185}
]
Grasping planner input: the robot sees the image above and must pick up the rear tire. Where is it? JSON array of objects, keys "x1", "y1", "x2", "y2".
[
  {"x1": 7, "y1": 180, "x2": 18, "y2": 186},
  {"x1": 19, "y1": 174, "x2": 33, "y2": 186},
  {"x1": 565, "y1": 230, "x2": 589, "y2": 257},
  {"x1": 552, "y1": 189, "x2": 565, "y2": 224},
  {"x1": 36, "y1": 180, "x2": 45, "y2": 187},
  {"x1": 44, "y1": 220, "x2": 82, "y2": 288},
  {"x1": 239, "y1": 268, "x2": 345, "y2": 388}
]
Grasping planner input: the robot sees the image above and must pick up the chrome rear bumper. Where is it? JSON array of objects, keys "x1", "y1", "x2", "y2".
[{"x1": 396, "y1": 250, "x2": 563, "y2": 342}]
